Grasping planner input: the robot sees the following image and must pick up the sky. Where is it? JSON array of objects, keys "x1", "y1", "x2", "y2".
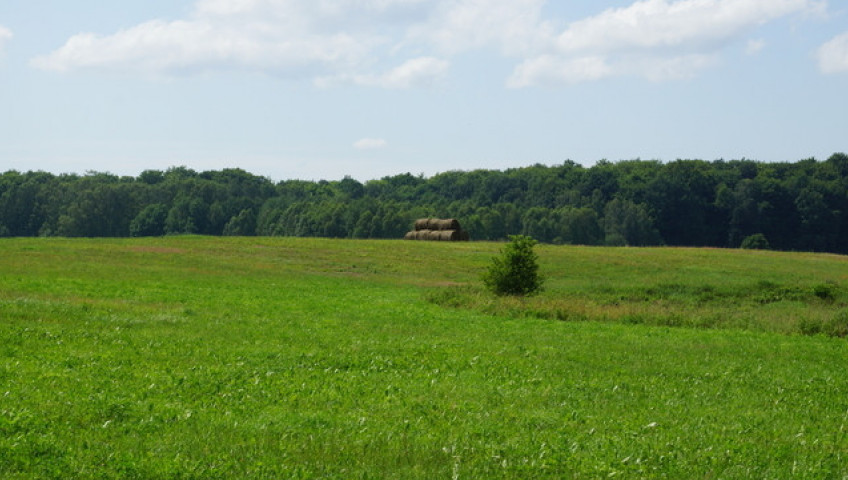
[{"x1": 1, "y1": 0, "x2": 846, "y2": 182}]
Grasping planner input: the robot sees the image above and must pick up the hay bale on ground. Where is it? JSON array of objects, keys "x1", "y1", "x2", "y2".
[
  {"x1": 437, "y1": 230, "x2": 459, "y2": 241},
  {"x1": 414, "y1": 218, "x2": 462, "y2": 231},
  {"x1": 406, "y1": 219, "x2": 470, "y2": 241},
  {"x1": 434, "y1": 218, "x2": 460, "y2": 231},
  {"x1": 414, "y1": 218, "x2": 431, "y2": 231}
]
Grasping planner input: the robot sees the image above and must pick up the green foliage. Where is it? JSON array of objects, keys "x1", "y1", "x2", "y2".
[
  {"x1": 482, "y1": 235, "x2": 544, "y2": 296},
  {"x1": 603, "y1": 198, "x2": 662, "y2": 246},
  {"x1": 741, "y1": 233, "x2": 770, "y2": 250},
  {"x1": 129, "y1": 203, "x2": 168, "y2": 237},
  {"x1": 2, "y1": 153, "x2": 848, "y2": 253},
  {"x1": 222, "y1": 208, "x2": 257, "y2": 236}
]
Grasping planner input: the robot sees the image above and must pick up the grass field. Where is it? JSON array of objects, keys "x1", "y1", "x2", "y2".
[{"x1": 1, "y1": 236, "x2": 848, "y2": 478}]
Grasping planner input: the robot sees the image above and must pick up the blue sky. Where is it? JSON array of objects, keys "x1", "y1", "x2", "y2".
[{"x1": 1, "y1": 0, "x2": 846, "y2": 181}]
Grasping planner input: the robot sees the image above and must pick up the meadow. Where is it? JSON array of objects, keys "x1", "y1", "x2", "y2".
[{"x1": 1, "y1": 236, "x2": 847, "y2": 478}]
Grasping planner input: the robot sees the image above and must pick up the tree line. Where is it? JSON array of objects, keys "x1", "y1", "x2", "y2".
[{"x1": 1, "y1": 153, "x2": 847, "y2": 253}]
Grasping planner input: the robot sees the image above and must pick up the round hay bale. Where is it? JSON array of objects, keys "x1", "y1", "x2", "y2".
[
  {"x1": 404, "y1": 231, "x2": 416, "y2": 240},
  {"x1": 427, "y1": 230, "x2": 442, "y2": 241},
  {"x1": 417, "y1": 230, "x2": 432, "y2": 240},
  {"x1": 436, "y1": 218, "x2": 460, "y2": 231},
  {"x1": 438, "y1": 230, "x2": 459, "y2": 241},
  {"x1": 414, "y1": 218, "x2": 430, "y2": 231}
]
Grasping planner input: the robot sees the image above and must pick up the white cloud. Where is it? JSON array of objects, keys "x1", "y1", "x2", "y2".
[
  {"x1": 817, "y1": 32, "x2": 848, "y2": 74},
  {"x1": 30, "y1": 0, "x2": 424, "y2": 78},
  {"x1": 555, "y1": 0, "x2": 813, "y2": 54},
  {"x1": 511, "y1": 0, "x2": 819, "y2": 86},
  {"x1": 30, "y1": 16, "x2": 375, "y2": 77},
  {"x1": 322, "y1": 56, "x2": 448, "y2": 88},
  {"x1": 30, "y1": 0, "x2": 541, "y2": 83},
  {"x1": 508, "y1": 52, "x2": 718, "y2": 86},
  {"x1": 29, "y1": 0, "x2": 824, "y2": 87},
  {"x1": 745, "y1": 39, "x2": 766, "y2": 55},
  {"x1": 353, "y1": 138, "x2": 388, "y2": 150},
  {"x1": 0, "y1": 26, "x2": 12, "y2": 55},
  {"x1": 405, "y1": 0, "x2": 550, "y2": 56},
  {"x1": 508, "y1": 55, "x2": 613, "y2": 87}
]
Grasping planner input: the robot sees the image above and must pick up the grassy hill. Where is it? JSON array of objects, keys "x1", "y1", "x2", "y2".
[{"x1": 1, "y1": 237, "x2": 847, "y2": 478}]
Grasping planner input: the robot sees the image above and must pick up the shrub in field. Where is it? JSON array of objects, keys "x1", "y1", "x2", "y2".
[
  {"x1": 799, "y1": 310, "x2": 848, "y2": 337},
  {"x1": 741, "y1": 233, "x2": 770, "y2": 250},
  {"x1": 482, "y1": 235, "x2": 544, "y2": 297},
  {"x1": 812, "y1": 282, "x2": 837, "y2": 302}
]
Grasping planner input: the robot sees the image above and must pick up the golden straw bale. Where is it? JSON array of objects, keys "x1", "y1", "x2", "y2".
[
  {"x1": 438, "y1": 230, "x2": 458, "y2": 241},
  {"x1": 436, "y1": 219, "x2": 460, "y2": 231}
]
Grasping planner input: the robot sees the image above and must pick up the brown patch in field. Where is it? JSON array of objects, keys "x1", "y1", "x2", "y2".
[
  {"x1": 426, "y1": 281, "x2": 469, "y2": 288},
  {"x1": 128, "y1": 246, "x2": 186, "y2": 254}
]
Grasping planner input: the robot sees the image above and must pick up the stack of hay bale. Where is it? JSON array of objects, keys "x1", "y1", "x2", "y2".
[{"x1": 404, "y1": 218, "x2": 470, "y2": 241}]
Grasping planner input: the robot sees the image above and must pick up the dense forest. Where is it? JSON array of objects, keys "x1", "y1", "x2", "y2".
[{"x1": 1, "y1": 153, "x2": 848, "y2": 253}]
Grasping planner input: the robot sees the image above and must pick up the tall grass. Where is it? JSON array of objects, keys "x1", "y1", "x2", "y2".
[
  {"x1": 429, "y1": 244, "x2": 848, "y2": 336},
  {"x1": 1, "y1": 237, "x2": 847, "y2": 478}
]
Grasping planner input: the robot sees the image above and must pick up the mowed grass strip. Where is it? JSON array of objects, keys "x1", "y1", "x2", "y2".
[{"x1": 1, "y1": 237, "x2": 847, "y2": 478}]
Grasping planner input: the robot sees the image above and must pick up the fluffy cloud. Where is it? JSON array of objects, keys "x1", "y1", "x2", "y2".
[
  {"x1": 29, "y1": 0, "x2": 546, "y2": 80},
  {"x1": 30, "y1": 0, "x2": 823, "y2": 87},
  {"x1": 511, "y1": 0, "x2": 820, "y2": 86},
  {"x1": 320, "y1": 56, "x2": 449, "y2": 88},
  {"x1": 817, "y1": 32, "x2": 848, "y2": 74},
  {"x1": 28, "y1": 0, "x2": 461, "y2": 85},
  {"x1": 405, "y1": 0, "x2": 549, "y2": 56},
  {"x1": 508, "y1": 55, "x2": 613, "y2": 87},
  {"x1": 31, "y1": 0, "x2": 432, "y2": 78},
  {"x1": 555, "y1": 0, "x2": 813, "y2": 54},
  {"x1": 30, "y1": 14, "x2": 376, "y2": 76},
  {"x1": 0, "y1": 26, "x2": 12, "y2": 55},
  {"x1": 353, "y1": 138, "x2": 388, "y2": 150}
]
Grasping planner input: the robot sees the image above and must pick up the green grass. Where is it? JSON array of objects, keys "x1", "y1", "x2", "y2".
[
  {"x1": 431, "y1": 244, "x2": 848, "y2": 336},
  {"x1": 1, "y1": 237, "x2": 848, "y2": 478}
]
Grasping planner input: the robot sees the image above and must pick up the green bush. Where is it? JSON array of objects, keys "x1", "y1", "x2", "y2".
[
  {"x1": 482, "y1": 235, "x2": 544, "y2": 296},
  {"x1": 741, "y1": 233, "x2": 770, "y2": 250},
  {"x1": 812, "y1": 282, "x2": 837, "y2": 302}
]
